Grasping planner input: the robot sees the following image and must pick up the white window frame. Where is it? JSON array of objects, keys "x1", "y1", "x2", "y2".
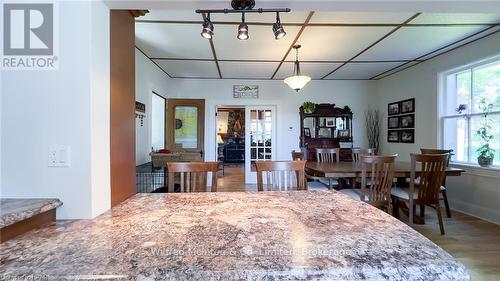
[{"x1": 438, "y1": 54, "x2": 500, "y2": 172}]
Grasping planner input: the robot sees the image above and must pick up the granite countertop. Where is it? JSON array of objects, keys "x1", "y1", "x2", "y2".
[
  {"x1": 0, "y1": 192, "x2": 468, "y2": 280},
  {"x1": 0, "y1": 198, "x2": 63, "y2": 228}
]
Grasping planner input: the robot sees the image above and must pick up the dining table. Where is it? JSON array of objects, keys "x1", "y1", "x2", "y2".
[
  {"x1": 305, "y1": 161, "x2": 465, "y2": 180},
  {"x1": 0, "y1": 192, "x2": 469, "y2": 280}
]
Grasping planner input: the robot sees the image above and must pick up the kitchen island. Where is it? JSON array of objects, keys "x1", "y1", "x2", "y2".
[{"x1": 0, "y1": 191, "x2": 468, "y2": 280}]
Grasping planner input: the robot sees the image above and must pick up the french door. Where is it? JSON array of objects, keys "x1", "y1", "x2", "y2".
[{"x1": 245, "y1": 106, "x2": 276, "y2": 184}]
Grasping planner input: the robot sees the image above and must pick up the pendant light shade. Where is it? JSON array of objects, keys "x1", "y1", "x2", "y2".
[
  {"x1": 237, "y1": 13, "x2": 249, "y2": 40},
  {"x1": 284, "y1": 45, "x2": 311, "y2": 92}
]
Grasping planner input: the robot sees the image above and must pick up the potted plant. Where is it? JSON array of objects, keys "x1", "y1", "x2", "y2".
[
  {"x1": 475, "y1": 98, "x2": 495, "y2": 167},
  {"x1": 302, "y1": 102, "x2": 316, "y2": 114}
]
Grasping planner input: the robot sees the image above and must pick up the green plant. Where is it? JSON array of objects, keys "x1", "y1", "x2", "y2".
[
  {"x1": 475, "y1": 98, "x2": 495, "y2": 159},
  {"x1": 302, "y1": 102, "x2": 316, "y2": 113}
]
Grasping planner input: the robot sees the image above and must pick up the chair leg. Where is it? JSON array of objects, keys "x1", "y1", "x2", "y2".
[
  {"x1": 435, "y1": 203, "x2": 445, "y2": 235},
  {"x1": 420, "y1": 204, "x2": 426, "y2": 218},
  {"x1": 441, "y1": 189, "x2": 452, "y2": 218},
  {"x1": 392, "y1": 197, "x2": 400, "y2": 218}
]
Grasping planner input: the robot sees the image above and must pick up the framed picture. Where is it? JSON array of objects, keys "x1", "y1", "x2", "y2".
[
  {"x1": 388, "y1": 116, "x2": 400, "y2": 129},
  {"x1": 318, "y1": 128, "x2": 332, "y2": 138},
  {"x1": 303, "y1": 128, "x2": 311, "y2": 138},
  {"x1": 400, "y1": 114, "x2": 415, "y2": 128},
  {"x1": 338, "y1": 129, "x2": 350, "y2": 137},
  {"x1": 325, "y1": 117, "x2": 335, "y2": 127},
  {"x1": 401, "y1": 98, "x2": 415, "y2": 113},
  {"x1": 388, "y1": 102, "x2": 400, "y2": 115},
  {"x1": 400, "y1": 129, "x2": 415, "y2": 143},
  {"x1": 388, "y1": 130, "x2": 400, "y2": 143},
  {"x1": 233, "y1": 85, "x2": 259, "y2": 99}
]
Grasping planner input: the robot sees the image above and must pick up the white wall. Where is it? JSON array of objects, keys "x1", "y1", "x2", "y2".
[
  {"x1": 135, "y1": 49, "x2": 172, "y2": 165},
  {"x1": 167, "y1": 79, "x2": 377, "y2": 164},
  {"x1": 0, "y1": 1, "x2": 110, "y2": 219},
  {"x1": 375, "y1": 32, "x2": 500, "y2": 224}
]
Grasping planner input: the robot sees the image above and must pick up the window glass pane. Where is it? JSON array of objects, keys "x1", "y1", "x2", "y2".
[
  {"x1": 470, "y1": 113, "x2": 500, "y2": 165},
  {"x1": 472, "y1": 61, "x2": 500, "y2": 113},
  {"x1": 443, "y1": 117, "x2": 468, "y2": 163},
  {"x1": 174, "y1": 106, "x2": 198, "y2": 149},
  {"x1": 447, "y1": 70, "x2": 471, "y2": 115}
]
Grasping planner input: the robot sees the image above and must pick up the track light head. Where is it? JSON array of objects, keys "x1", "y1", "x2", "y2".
[
  {"x1": 201, "y1": 14, "x2": 214, "y2": 39},
  {"x1": 237, "y1": 13, "x2": 249, "y2": 40},
  {"x1": 272, "y1": 13, "x2": 286, "y2": 40}
]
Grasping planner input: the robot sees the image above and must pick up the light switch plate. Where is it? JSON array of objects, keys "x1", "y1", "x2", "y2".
[{"x1": 48, "y1": 145, "x2": 71, "y2": 167}]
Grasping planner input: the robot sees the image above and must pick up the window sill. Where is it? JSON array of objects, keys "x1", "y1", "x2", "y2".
[{"x1": 450, "y1": 162, "x2": 500, "y2": 179}]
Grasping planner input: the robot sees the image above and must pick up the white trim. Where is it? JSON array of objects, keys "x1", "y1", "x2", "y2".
[
  {"x1": 450, "y1": 201, "x2": 500, "y2": 225},
  {"x1": 451, "y1": 162, "x2": 500, "y2": 179}
]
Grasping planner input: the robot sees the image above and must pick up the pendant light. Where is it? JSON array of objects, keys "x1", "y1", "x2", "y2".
[{"x1": 284, "y1": 45, "x2": 311, "y2": 92}]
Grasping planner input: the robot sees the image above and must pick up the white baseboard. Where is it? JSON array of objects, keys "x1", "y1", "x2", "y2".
[{"x1": 449, "y1": 198, "x2": 500, "y2": 225}]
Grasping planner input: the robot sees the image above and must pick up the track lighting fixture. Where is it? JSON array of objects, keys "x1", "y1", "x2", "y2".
[
  {"x1": 196, "y1": 0, "x2": 290, "y2": 41},
  {"x1": 200, "y1": 13, "x2": 214, "y2": 39},
  {"x1": 237, "y1": 13, "x2": 249, "y2": 40},
  {"x1": 272, "y1": 12, "x2": 286, "y2": 40}
]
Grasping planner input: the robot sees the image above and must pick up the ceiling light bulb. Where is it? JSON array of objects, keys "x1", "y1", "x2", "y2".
[
  {"x1": 273, "y1": 12, "x2": 286, "y2": 40},
  {"x1": 273, "y1": 22, "x2": 286, "y2": 40},
  {"x1": 201, "y1": 15, "x2": 214, "y2": 39},
  {"x1": 237, "y1": 13, "x2": 249, "y2": 40},
  {"x1": 237, "y1": 23, "x2": 249, "y2": 40}
]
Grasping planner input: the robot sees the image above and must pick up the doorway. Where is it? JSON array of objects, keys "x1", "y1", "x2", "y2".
[
  {"x1": 216, "y1": 106, "x2": 246, "y2": 190},
  {"x1": 166, "y1": 99, "x2": 205, "y2": 160}
]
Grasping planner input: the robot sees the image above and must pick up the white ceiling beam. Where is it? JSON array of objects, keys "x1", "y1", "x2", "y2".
[{"x1": 104, "y1": 1, "x2": 500, "y2": 13}]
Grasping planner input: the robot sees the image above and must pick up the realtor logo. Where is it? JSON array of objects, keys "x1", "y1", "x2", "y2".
[{"x1": 2, "y1": 2, "x2": 58, "y2": 69}]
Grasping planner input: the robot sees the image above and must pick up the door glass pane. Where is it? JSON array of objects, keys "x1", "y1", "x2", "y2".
[
  {"x1": 174, "y1": 106, "x2": 198, "y2": 149},
  {"x1": 249, "y1": 109, "x2": 273, "y2": 165}
]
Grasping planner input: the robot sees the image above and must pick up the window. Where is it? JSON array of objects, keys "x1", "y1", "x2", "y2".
[{"x1": 440, "y1": 57, "x2": 500, "y2": 167}]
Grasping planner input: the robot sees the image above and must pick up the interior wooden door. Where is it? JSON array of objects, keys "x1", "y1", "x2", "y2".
[{"x1": 166, "y1": 99, "x2": 205, "y2": 160}]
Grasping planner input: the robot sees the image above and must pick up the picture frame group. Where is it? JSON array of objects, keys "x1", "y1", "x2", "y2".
[{"x1": 387, "y1": 98, "x2": 415, "y2": 143}]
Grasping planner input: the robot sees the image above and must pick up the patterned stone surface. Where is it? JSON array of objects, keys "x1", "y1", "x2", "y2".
[
  {"x1": 0, "y1": 192, "x2": 468, "y2": 280},
  {"x1": 0, "y1": 198, "x2": 63, "y2": 228}
]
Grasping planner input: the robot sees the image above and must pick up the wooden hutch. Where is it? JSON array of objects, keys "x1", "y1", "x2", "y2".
[{"x1": 299, "y1": 103, "x2": 353, "y2": 161}]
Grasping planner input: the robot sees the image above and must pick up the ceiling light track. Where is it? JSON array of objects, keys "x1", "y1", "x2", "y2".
[
  {"x1": 195, "y1": 8, "x2": 291, "y2": 15},
  {"x1": 196, "y1": 1, "x2": 290, "y2": 40}
]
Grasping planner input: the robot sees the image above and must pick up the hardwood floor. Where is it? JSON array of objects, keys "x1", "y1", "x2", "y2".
[{"x1": 218, "y1": 166, "x2": 500, "y2": 281}]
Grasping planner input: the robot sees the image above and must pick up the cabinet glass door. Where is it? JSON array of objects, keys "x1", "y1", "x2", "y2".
[{"x1": 245, "y1": 106, "x2": 276, "y2": 184}]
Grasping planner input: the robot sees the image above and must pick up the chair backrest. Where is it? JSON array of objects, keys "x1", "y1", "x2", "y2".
[
  {"x1": 167, "y1": 162, "x2": 218, "y2": 192},
  {"x1": 352, "y1": 148, "x2": 376, "y2": 162},
  {"x1": 409, "y1": 153, "x2": 448, "y2": 204},
  {"x1": 360, "y1": 155, "x2": 397, "y2": 207},
  {"x1": 291, "y1": 150, "x2": 305, "y2": 160},
  {"x1": 420, "y1": 148, "x2": 453, "y2": 167},
  {"x1": 255, "y1": 160, "x2": 306, "y2": 191},
  {"x1": 316, "y1": 148, "x2": 340, "y2": 163}
]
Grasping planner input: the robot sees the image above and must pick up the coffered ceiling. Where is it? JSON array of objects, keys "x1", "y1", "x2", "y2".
[{"x1": 135, "y1": 10, "x2": 500, "y2": 80}]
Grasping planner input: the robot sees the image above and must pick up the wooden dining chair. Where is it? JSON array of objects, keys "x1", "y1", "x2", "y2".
[
  {"x1": 391, "y1": 154, "x2": 448, "y2": 235},
  {"x1": 420, "y1": 148, "x2": 453, "y2": 218},
  {"x1": 352, "y1": 148, "x2": 376, "y2": 162},
  {"x1": 340, "y1": 155, "x2": 397, "y2": 213},
  {"x1": 255, "y1": 160, "x2": 306, "y2": 191},
  {"x1": 315, "y1": 148, "x2": 340, "y2": 189},
  {"x1": 167, "y1": 162, "x2": 218, "y2": 193},
  {"x1": 291, "y1": 150, "x2": 328, "y2": 190},
  {"x1": 291, "y1": 150, "x2": 305, "y2": 161},
  {"x1": 316, "y1": 148, "x2": 340, "y2": 163}
]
